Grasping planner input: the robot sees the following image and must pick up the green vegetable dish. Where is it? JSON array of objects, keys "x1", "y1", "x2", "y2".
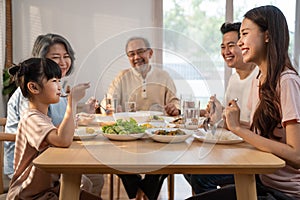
[{"x1": 102, "y1": 118, "x2": 146, "y2": 134}]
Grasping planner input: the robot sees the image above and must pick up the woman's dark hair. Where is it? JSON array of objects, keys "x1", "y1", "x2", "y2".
[
  {"x1": 246, "y1": 5, "x2": 297, "y2": 139},
  {"x1": 32, "y1": 33, "x2": 75, "y2": 76},
  {"x1": 220, "y1": 22, "x2": 241, "y2": 38},
  {"x1": 14, "y1": 58, "x2": 62, "y2": 99}
]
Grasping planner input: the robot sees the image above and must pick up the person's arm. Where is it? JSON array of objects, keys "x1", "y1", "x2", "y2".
[
  {"x1": 5, "y1": 88, "x2": 28, "y2": 133},
  {"x1": 45, "y1": 83, "x2": 90, "y2": 147},
  {"x1": 164, "y1": 73, "x2": 180, "y2": 116},
  {"x1": 225, "y1": 100, "x2": 300, "y2": 169},
  {"x1": 4, "y1": 87, "x2": 28, "y2": 176}
]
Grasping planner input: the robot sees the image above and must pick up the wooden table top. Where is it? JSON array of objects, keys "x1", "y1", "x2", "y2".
[{"x1": 33, "y1": 135, "x2": 285, "y2": 175}]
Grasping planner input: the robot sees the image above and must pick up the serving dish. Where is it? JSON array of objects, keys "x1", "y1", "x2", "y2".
[
  {"x1": 113, "y1": 112, "x2": 149, "y2": 123},
  {"x1": 74, "y1": 127, "x2": 100, "y2": 140},
  {"x1": 145, "y1": 128, "x2": 194, "y2": 143}
]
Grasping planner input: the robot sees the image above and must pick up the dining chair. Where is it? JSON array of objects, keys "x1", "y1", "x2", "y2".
[
  {"x1": 0, "y1": 118, "x2": 6, "y2": 132},
  {"x1": 0, "y1": 118, "x2": 16, "y2": 199},
  {"x1": 109, "y1": 174, "x2": 174, "y2": 200},
  {"x1": 108, "y1": 174, "x2": 120, "y2": 200}
]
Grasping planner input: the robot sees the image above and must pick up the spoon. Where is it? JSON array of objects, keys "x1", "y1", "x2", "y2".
[
  {"x1": 60, "y1": 93, "x2": 68, "y2": 98},
  {"x1": 202, "y1": 117, "x2": 210, "y2": 132},
  {"x1": 211, "y1": 98, "x2": 238, "y2": 135}
]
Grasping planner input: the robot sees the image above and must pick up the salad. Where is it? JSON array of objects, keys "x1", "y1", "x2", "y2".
[{"x1": 102, "y1": 118, "x2": 146, "y2": 134}]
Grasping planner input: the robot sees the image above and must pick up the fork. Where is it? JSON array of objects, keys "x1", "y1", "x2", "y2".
[{"x1": 211, "y1": 118, "x2": 224, "y2": 135}]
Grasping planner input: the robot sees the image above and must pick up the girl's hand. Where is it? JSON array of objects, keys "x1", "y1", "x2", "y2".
[
  {"x1": 224, "y1": 100, "x2": 240, "y2": 131},
  {"x1": 70, "y1": 82, "x2": 90, "y2": 103}
]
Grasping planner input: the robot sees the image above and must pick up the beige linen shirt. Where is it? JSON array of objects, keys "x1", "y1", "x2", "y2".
[{"x1": 104, "y1": 66, "x2": 180, "y2": 112}]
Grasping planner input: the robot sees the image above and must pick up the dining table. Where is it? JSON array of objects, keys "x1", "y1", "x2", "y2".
[{"x1": 33, "y1": 128, "x2": 285, "y2": 200}]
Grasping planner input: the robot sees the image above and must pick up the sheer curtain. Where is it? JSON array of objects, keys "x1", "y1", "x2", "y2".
[
  {"x1": 1, "y1": 0, "x2": 300, "y2": 116},
  {"x1": 11, "y1": 0, "x2": 162, "y2": 102},
  {"x1": 0, "y1": 0, "x2": 6, "y2": 117}
]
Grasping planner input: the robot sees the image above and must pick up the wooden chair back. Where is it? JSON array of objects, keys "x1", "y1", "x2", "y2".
[{"x1": 0, "y1": 118, "x2": 16, "y2": 195}]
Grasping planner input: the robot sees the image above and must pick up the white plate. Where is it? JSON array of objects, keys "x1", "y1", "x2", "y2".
[
  {"x1": 93, "y1": 115, "x2": 115, "y2": 126},
  {"x1": 113, "y1": 112, "x2": 150, "y2": 123},
  {"x1": 102, "y1": 132, "x2": 145, "y2": 141},
  {"x1": 145, "y1": 128, "x2": 194, "y2": 143},
  {"x1": 194, "y1": 128, "x2": 243, "y2": 144},
  {"x1": 138, "y1": 111, "x2": 164, "y2": 116},
  {"x1": 74, "y1": 127, "x2": 100, "y2": 140},
  {"x1": 161, "y1": 116, "x2": 176, "y2": 123},
  {"x1": 77, "y1": 114, "x2": 115, "y2": 126},
  {"x1": 94, "y1": 114, "x2": 114, "y2": 122}
]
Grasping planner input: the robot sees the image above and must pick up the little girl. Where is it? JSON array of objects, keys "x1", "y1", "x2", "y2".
[{"x1": 7, "y1": 58, "x2": 101, "y2": 200}]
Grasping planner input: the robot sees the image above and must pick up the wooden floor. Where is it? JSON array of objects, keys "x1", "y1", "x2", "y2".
[{"x1": 101, "y1": 174, "x2": 193, "y2": 200}]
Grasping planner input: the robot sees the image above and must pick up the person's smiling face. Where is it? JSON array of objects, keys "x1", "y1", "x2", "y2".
[
  {"x1": 221, "y1": 31, "x2": 244, "y2": 69},
  {"x1": 126, "y1": 39, "x2": 153, "y2": 72},
  {"x1": 46, "y1": 43, "x2": 71, "y2": 77},
  {"x1": 238, "y1": 18, "x2": 268, "y2": 66},
  {"x1": 38, "y1": 77, "x2": 61, "y2": 104}
]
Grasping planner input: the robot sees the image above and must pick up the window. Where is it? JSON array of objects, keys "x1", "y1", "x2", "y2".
[{"x1": 163, "y1": 0, "x2": 297, "y2": 106}]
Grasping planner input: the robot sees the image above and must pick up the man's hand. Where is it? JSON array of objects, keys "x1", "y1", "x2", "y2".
[{"x1": 165, "y1": 103, "x2": 180, "y2": 116}]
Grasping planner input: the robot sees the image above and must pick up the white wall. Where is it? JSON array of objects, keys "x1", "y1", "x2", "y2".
[{"x1": 11, "y1": 0, "x2": 159, "y2": 103}]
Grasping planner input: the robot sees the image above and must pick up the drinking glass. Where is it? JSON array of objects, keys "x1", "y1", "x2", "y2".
[
  {"x1": 125, "y1": 102, "x2": 136, "y2": 112},
  {"x1": 183, "y1": 98, "x2": 200, "y2": 129}
]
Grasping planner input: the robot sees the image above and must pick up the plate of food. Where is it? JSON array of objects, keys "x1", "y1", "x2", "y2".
[
  {"x1": 113, "y1": 112, "x2": 149, "y2": 123},
  {"x1": 76, "y1": 113, "x2": 115, "y2": 126},
  {"x1": 139, "y1": 111, "x2": 164, "y2": 116},
  {"x1": 147, "y1": 114, "x2": 165, "y2": 122},
  {"x1": 145, "y1": 128, "x2": 194, "y2": 143},
  {"x1": 76, "y1": 112, "x2": 96, "y2": 126},
  {"x1": 194, "y1": 128, "x2": 243, "y2": 144},
  {"x1": 74, "y1": 127, "x2": 101, "y2": 140},
  {"x1": 94, "y1": 114, "x2": 115, "y2": 126},
  {"x1": 169, "y1": 117, "x2": 185, "y2": 128},
  {"x1": 101, "y1": 118, "x2": 146, "y2": 141},
  {"x1": 140, "y1": 121, "x2": 176, "y2": 129}
]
